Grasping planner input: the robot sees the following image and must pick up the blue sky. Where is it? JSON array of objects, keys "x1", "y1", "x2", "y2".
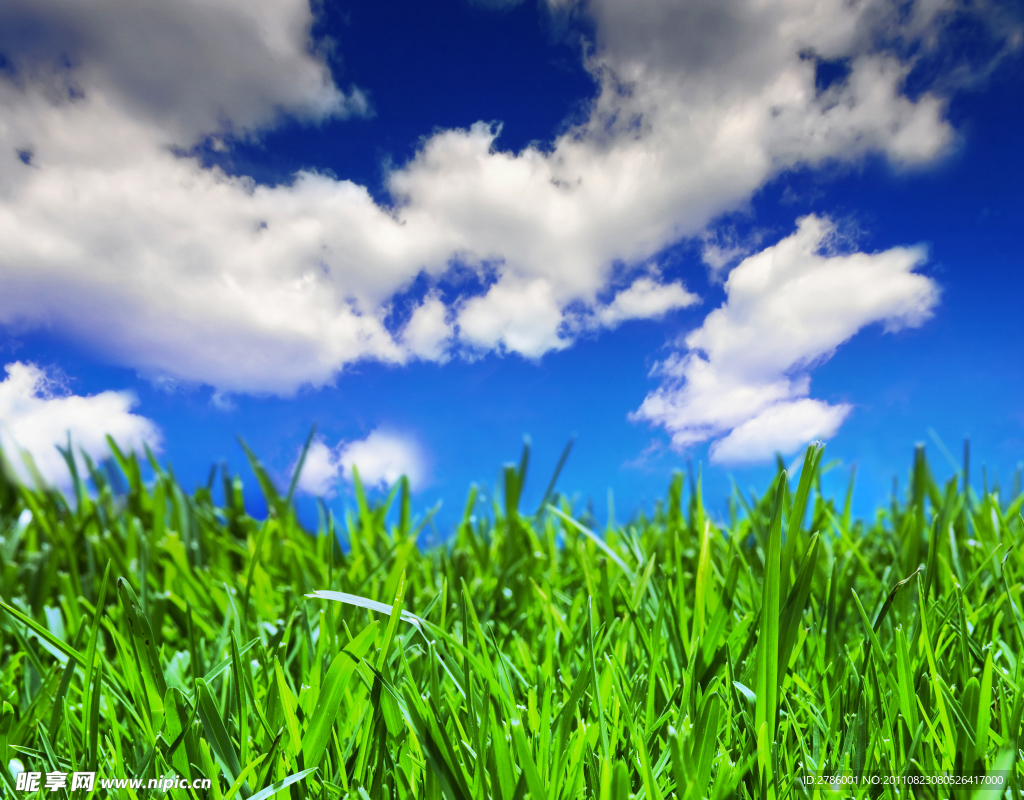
[{"x1": 0, "y1": 0, "x2": 1021, "y2": 532}]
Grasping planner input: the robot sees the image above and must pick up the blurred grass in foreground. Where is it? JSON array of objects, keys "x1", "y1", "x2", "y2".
[{"x1": 0, "y1": 437, "x2": 1023, "y2": 800}]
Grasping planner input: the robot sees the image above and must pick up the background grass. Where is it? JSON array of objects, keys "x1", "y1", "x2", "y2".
[{"x1": 0, "y1": 437, "x2": 1023, "y2": 799}]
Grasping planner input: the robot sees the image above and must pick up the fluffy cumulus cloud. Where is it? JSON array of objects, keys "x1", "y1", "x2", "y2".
[
  {"x1": 0, "y1": 362, "x2": 161, "y2": 487},
  {"x1": 294, "y1": 439, "x2": 343, "y2": 497},
  {"x1": 400, "y1": 293, "x2": 454, "y2": 362},
  {"x1": 0, "y1": 0, "x2": 1003, "y2": 394},
  {"x1": 0, "y1": 0, "x2": 368, "y2": 143},
  {"x1": 596, "y1": 278, "x2": 700, "y2": 329},
  {"x1": 631, "y1": 216, "x2": 939, "y2": 462},
  {"x1": 296, "y1": 429, "x2": 427, "y2": 495},
  {"x1": 709, "y1": 399, "x2": 850, "y2": 464}
]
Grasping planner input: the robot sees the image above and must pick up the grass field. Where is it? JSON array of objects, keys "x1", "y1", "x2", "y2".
[{"x1": 0, "y1": 437, "x2": 1022, "y2": 800}]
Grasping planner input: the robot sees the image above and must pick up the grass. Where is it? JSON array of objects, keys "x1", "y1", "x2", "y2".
[{"x1": 0, "y1": 436, "x2": 1023, "y2": 799}]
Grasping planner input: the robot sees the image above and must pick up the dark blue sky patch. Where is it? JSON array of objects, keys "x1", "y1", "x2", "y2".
[
  {"x1": 902, "y1": 6, "x2": 1020, "y2": 101},
  {"x1": 814, "y1": 57, "x2": 852, "y2": 94},
  {"x1": 381, "y1": 271, "x2": 435, "y2": 334},
  {"x1": 186, "y1": 0, "x2": 597, "y2": 200}
]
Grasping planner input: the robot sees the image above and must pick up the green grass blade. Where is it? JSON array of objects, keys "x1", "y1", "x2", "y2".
[
  {"x1": 301, "y1": 621, "x2": 378, "y2": 767},
  {"x1": 224, "y1": 754, "x2": 267, "y2": 800},
  {"x1": 778, "y1": 532, "x2": 819, "y2": 677},
  {"x1": 247, "y1": 768, "x2": 318, "y2": 800},
  {"x1": 781, "y1": 442, "x2": 824, "y2": 589},
  {"x1": 534, "y1": 437, "x2": 575, "y2": 517},
  {"x1": 195, "y1": 677, "x2": 249, "y2": 797},
  {"x1": 754, "y1": 474, "x2": 785, "y2": 800},
  {"x1": 285, "y1": 424, "x2": 318, "y2": 506}
]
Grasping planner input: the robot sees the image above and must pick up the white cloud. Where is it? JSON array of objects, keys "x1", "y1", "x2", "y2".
[
  {"x1": 457, "y1": 276, "x2": 569, "y2": 358},
  {"x1": 401, "y1": 293, "x2": 454, "y2": 362},
  {"x1": 0, "y1": 362, "x2": 161, "y2": 487},
  {"x1": 632, "y1": 216, "x2": 939, "y2": 461},
  {"x1": 295, "y1": 429, "x2": 426, "y2": 495},
  {"x1": 339, "y1": 430, "x2": 427, "y2": 489},
  {"x1": 701, "y1": 226, "x2": 767, "y2": 274},
  {"x1": 0, "y1": 0, "x2": 367, "y2": 144},
  {"x1": 595, "y1": 277, "x2": 699, "y2": 329},
  {"x1": 708, "y1": 398, "x2": 850, "y2": 464},
  {"x1": 294, "y1": 439, "x2": 339, "y2": 496},
  {"x1": 0, "y1": 0, "x2": 1008, "y2": 392}
]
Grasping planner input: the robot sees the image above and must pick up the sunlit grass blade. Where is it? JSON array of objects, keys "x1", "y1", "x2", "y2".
[
  {"x1": 781, "y1": 442, "x2": 824, "y2": 589},
  {"x1": 247, "y1": 768, "x2": 317, "y2": 800},
  {"x1": 301, "y1": 621, "x2": 378, "y2": 768}
]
